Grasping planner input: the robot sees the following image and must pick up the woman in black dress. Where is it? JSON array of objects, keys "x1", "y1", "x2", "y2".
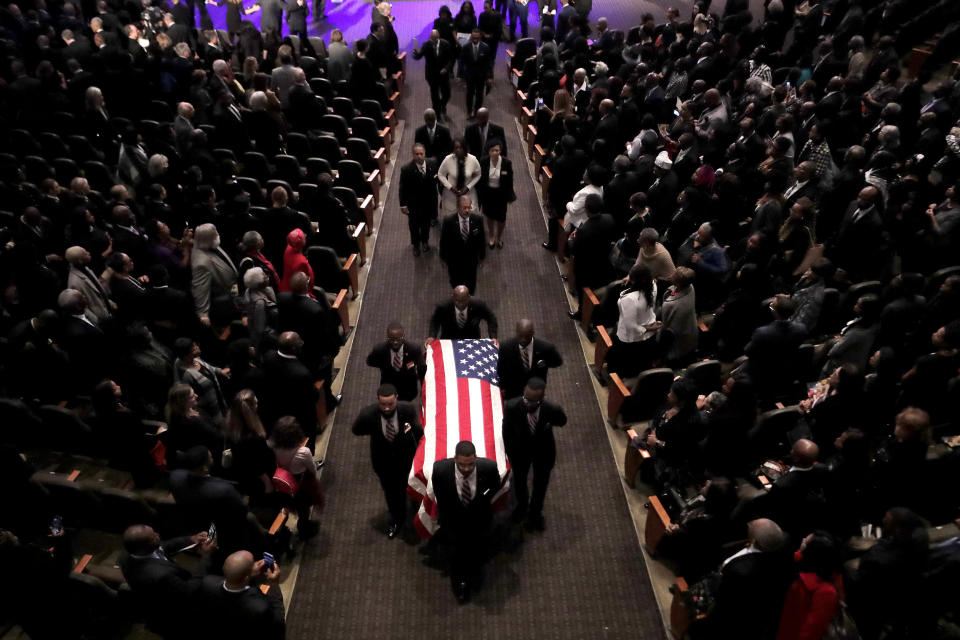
[
  {"x1": 284, "y1": 0, "x2": 311, "y2": 55},
  {"x1": 477, "y1": 140, "x2": 515, "y2": 249}
]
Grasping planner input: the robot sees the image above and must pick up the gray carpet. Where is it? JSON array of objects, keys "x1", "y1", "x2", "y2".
[{"x1": 286, "y1": 33, "x2": 666, "y2": 640}]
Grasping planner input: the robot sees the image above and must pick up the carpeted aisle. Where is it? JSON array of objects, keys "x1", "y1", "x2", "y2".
[{"x1": 285, "y1": 19, "x2": 666, "y2": 640}]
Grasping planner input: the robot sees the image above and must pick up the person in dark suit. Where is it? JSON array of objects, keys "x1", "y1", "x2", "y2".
[
  {"x1": 413, "y1": 30, "x2": 454, "y2": 118},
  {"x1": 502, "y1": 378, "x2": 566, "y2": 530},
  {"x1": 414, "y1": 109, "x2": 454, "y2": 164},
  {"x1": 284, "y1": 0, "x2": 310, "y2": 54},
  {"x1": 827, "y1": 186, "x2": 887, "y2": 281},
  {"x1": 477, "y1": 140, "x2": 516, "y2": 249},
  {"x1": 745, "y1": 439, "x2": 831, "y2": 537},
  {"x1": 465, "y1": 107, "x2": 508, "y2": 159},
  {"x1": 399, "y1": 143, "x2": 439, "y2": 255},
  {"x1": 701, "y1": 518, "x2": 795, "y2": 638},
  {"x1": 439, "y1": 196, "x2": 486, "y2": 293},
  {"x1": 647, "y1": 153, "x2": 681, "y2": 226},
  {"x1": 459, "y1": 29, "x2": 493, "y2": 118},
  {"x1": 57, "y1": 288, "x2": 109, "y2": 390},
  {"x1": 427, "y1": 286, "x2": 499, "y2": 342},
  {"x1": 592, "y1": 98, "x2": 622, "y2": 150},
  {"x1": 276, "y1": 272, "x2": 342, "y2": 397},
  {"x1": 744, "y1": 295, "x2": 808, "y2": 405},
  {"x1": 261, "y1": 331, "x2": 321, "y2": 440},
  {"x1": 477, "y1": 1, "x2": 504, "y2": 62},
  {"x1": 351, "y1": 384, "x2": 424, "y2": 538},
  {"x1": 197, "y1": 550, "x2": 285, "y2": 640},
  {"x1": 169, "y1": 446, "x2": 263, "y2": 557},
  {"x1": 497, "y1": 319, "x2": 563, "y2": 399},
  {"x1": 567, "y1": 194, "x2": 617, "y2": 318},
  {"x1": 544, "y1": 136, "x2": 589, "y2": 249},
  {"x1": 120, "y1": 524, "x2": 214, "y2": 637},
  {"x1": 106, "y1": 252, "x2": 148, "y2": 322},
  {"x1": 432, "y1": 440, "x2": 501, "y2": 602},
  {"x1": 366, "y1": 322, "x2": 426, "y2": 402}
]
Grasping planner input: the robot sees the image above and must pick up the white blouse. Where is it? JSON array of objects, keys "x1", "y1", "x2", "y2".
[
  {"x1": 615, "y1": 282, "x2": 658, "y2": 343},
  {"x1": 487, "y1": 157, "x2": 502, "y2": 188}
]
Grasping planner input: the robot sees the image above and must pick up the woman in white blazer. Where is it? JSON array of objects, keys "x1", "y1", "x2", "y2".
[{"x1": 437, "y1": 137, "x2": 481, "y2": 214}]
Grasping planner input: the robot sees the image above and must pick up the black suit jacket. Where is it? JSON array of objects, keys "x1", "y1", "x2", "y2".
[
  {"x1": 276, "y1": 291, "x2": 341, "y2": 363},
  {"x1": 439, "y1": 212, "x2": 486, "y2": 269},
  {"x1": 568, "y1": 213, "x2": 617, "y2": 288},
  {"x1": 398, "y1": 158, "x2": 439, "y2": 218},
  {"x1": 351, "y1": 402, "x2": 423, "y2": 476},
  {"x1": 465, "y1": 122, "x2": 508, "y2": 158},
  {"x1": 198, "y1": 574, "x2": 285, "y2": 640},
  {"x1": 459, "y1": 40, "x2": 493, "y2": 80},
  {"x1": 429, "y1": 299, "x2": 498, "y2": 340},
  {"x1": 260, "y1": 350, "x2": 319, "y2": 433},
  {"x1": 169, "y1": 470, "x2": 251, "y2": 554},
  {"x1": 365, "y1": 340, "x2": 426, "y2": 401},
  {"x1": 119, "y1": 536, "x2": 200, "y2": 634},
  {"x1": 496, "y1": 336, "x2": 563, "y2": 399},
  {"x1": 592, "y1": 113, "x2": 622, "y2": 147},
  {"x1": 478, "y1": 156, "x2": 516, "y2": 208},
  {"x1": 830, "y1": 204, "x2": 885, "y2": 280},
  {"x1": 413, "y1": 38, "x2": 454, "y2": 80},
  {"x1": 501, "y1": 397, "x2": 567, "y2": 466},
  {"x1": 712, "y1": 549, "x2": 795, "y2": 638},
  {"x1": 432, "y1": 457, "x2": 500, "y2": 535},
  {"x1": 414, "y1": 123, "x2": 454, "y2": 162}
]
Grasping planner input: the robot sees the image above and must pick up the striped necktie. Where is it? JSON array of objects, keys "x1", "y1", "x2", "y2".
[
  {"x1": 460, "y1": 216, "x2": 469, "y2": 241},
  {"x1": 460, "y1": 473, "x2": 472, "y2": 505},
  {"x1": 383, "y1": 415, "x2": 397, "y2": 442},
  {"x1": 391, "y1": 348, "x2": 402, "y2": 371},
  {"x1": 528, "y1": 409, "x2": 538, "y2": 434},
  {"x1": 521, "y1": 345, "x2": 531, "y2": 370}
]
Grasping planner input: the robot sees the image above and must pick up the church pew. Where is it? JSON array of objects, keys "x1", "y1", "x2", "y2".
[
  {"x1": 670, "y1": 577, "x2": 704, "y2": 638},
  {"x1": 645, "y1": 494, "x2": 671, "y2": 553},
  {"x1": 344, "y1": 253, "x2": 360, "y2": 299},
  {"x1": 315, "y1": 380, "x2": 329, "y2": 431},
  {"x1": 623, "y1": 428, "x2": 649, "y2": 488},
  {"x1": 540, "y1": 166, "x2": 551, "y2": 203},
  {"x1": 581, "y1": 287, "x2": 600, "y2": 333},
  {"x1": 607, "y1": 372, "x2": 631, "y2": 427},
  {"x1": 361, "y1": 194, "x2": 374, "y2": 235},
  {"x1": 332, "y1": 289, "x2": 351, "y2": 335},
  {"x1": 533, "y1": 144, "x2": 546, "y2": 179},
  {"x1": 353, "y1": 222, "x2": 367, "y2": 265}
]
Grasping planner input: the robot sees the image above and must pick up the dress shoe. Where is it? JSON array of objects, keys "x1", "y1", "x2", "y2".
[
  {"x1": 489, "y1": 241, "x2": 496, "y2": 249},
  {"x1": 454, "y1": 580, "x2": 469, "y2": 603},
  {"x1": 430, "y1": 219, "x2": 439, "y2": 227},
  {"x1": 542, "y1": 242, "x2": 555, "y2": 251},
  {"x1": 332, "y1": 394, "x2": 342, "y2": 408},
  {"x1": 567, "y1": 310, "x2": 581, "y2": 320},
  {"x1": 413, "y1": 245, "x2": 421, "y2": 257},
  {"x1": 315, "y1": 459, "x2": 325, "y2": 470},
  {"x1": 524, "y1": 514, "x2": 546, "y2": 531},
  {"x1": 297, "y1": 519, "x2": 319, "y2": 540},
  {"x1": 496, "y1": 240, "x2": 503, "y2": 249},
  {"x1": 422, "y1": 242, "x2": 430, "y2": 253},
  {"x1": 386, "y1": 523, "x2": 400, "y2": 539}
]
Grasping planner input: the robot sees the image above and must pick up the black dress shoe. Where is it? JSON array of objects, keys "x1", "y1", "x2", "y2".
[
  {"x1": 524, "y1": 514, "x2": 546, "y2": 531},
  {"x1": 454, "y1": 580, "x2": 469, "y2": 603},
  {"x1": 413, "y1": 245, "x2": 421, "y2": 257},
  {"x1": 297, "y1": 519, "x2": 319, "y2": 540},
  {"x1": 430, "y1": 219, "x2": 439, "y2": 227},
  {"x1": 386, "y1": 523, "x2": 400, "y2": 539},
  {"x1": 422, "y1": 242, "x2": 430, "y2": 252},
  {"x1": 542, "y1": 242, "x2": 555, "y2": 251},
  {"x1": 567, "y1": 310, "x2": 581, "y2": 320}
]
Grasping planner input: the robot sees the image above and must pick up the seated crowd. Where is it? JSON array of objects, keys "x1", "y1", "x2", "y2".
[
  {"x1": 504, "y1": 1, "x2": 960, "y2": 638},
  {"x1": 0, "y1": 0, "x2": 413, "y2": 635}
]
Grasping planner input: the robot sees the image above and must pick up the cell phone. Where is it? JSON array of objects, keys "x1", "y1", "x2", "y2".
[
  {"x1": 673, "y1": 109, "x2": 680, "y2": 117},
  {"x1": 785, "y1": 81, "x2": 791, "y2": 89},
  {"x1": 51, "y1": 516, "x2": 63, "y2": 535},
  {"x1": 207, "y1": 522, "x2": 217, "y2": 543},
  {"x1": 535, "y1": 97, "x2": 544, "y2": 110},
  {"x1": 263, "y1": 551, "x2": 275, "y2": 570}
]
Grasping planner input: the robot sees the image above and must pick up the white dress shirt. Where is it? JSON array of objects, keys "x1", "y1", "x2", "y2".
[
  {"x1": 487, "y1": 156, "x2": 502, "y2": 188},
  {"x1": 615, "y1": 284, "x2": 658, "y2": 343},
  {"x1": 455, "y1": 465, "x2": 477, "y2": 502},
  {"x1": 564, "y1": 184, "x2": 603, "y2": 228}
]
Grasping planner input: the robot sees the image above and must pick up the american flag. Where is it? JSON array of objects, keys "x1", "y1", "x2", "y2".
[{"x1": 408, "y1": 339, "x2": 511, "y2": 538}]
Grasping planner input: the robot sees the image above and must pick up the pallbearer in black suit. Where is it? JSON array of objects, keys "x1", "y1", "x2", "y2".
[
  {"x1": 365, "y1": 322, "x2": 426, "y2": 402},
  {"x1": 464, "y1": 108, "x2": 508, "y2": 159},
  {"x1": 477, "y1": 140, "x2": 516, "y2": 249},
  {"x1": 427, "y1": 285, "x2": 499, "y2": 344},
  {"x1": 398, "y1": 143, "x2": 439, "y2": 256},
  {"x1": 412, "y1": 30, "x2": 454, "y2": 118},
  {"x1": 502, "y1": 378, "x2": 567, "y2": 531},
  {"x1": 432, "y1": 440, "x2": 501, "y2": 602},
  {"x1": 439, "y1": 196, "x2": 486, "y2": 294},
  {"x1": 414, "y1": 109, "x2": 454, "y2": 164},
  {"x1": 496, "y1": 319, "x2": 563, "y2": 399},
  {"x1": 352, "y1": 385, "x2": 423, "y2": 538}
]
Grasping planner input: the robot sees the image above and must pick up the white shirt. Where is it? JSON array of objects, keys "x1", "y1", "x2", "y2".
[
  {"x1": 455, "y1": 466, "x2": 477, "y2": 502},
  {"x1": 487, "y1": 156, "x2": 502, "y2": 188},
  {"x1": 456, "y1": 307, "x2": 468, "y2": 326},
  {"x1": 615, "y1": 284, "x2": 657, "y2": 343},
  {"x1": 784, "y1": 179, "x2": 808, "y2": 200},
  {"x1": 722, "y1": 543, "x2": 760, "y2": 568},
  {"x1": 564, "y1": 184, "x2": 603, "y2": 228}
]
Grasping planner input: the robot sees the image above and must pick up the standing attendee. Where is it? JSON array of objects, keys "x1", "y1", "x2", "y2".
[
  {"x1": 284, "y1": 0, "x2": 311, "y2": 56},
  {"x1": 413, "y1": 30, "x2": 454, "y2": 119},
  {"x1": 398, "y1": 143, "x2": 439, "y2": 256},
  {"x1": 439, "y1": 196, "x2": 486, "y2": 293},
  {"x1": 431, "y1": 440, "x2": 501, "y2": 602},
  {"x1": 256, "y1": 0, "x2": 284, "y2": 37},
  {"x1": 477, "y1": 1, "x2": 504, "y2": 62},
  {"x1": 660, "y1": 266, "x2": 698, "y2": 366},
  {"x1": 460, "y1": 29, "x2": 493, "y2": 118},
  {"x1": 427, "y1": 286, "x2": 499, "y2": 342},
  {"x1": 607, "y1": 265, "x2": 660, "y2": 377},
  {"x1": 477, "y1": 140, "x2": 515, "y2": 249},
  {"x1": 465, "y1": 107, "x2": 508, "y2": 159},
  {"x1": 414, "y1": 108, "x2": 454, "y2": 164},
  {"x1": 366, "y1": 323, "x2": 426, "y2": 402},
  {"x1": 261, "y1": 332, "x2": 321, "y2": 441},
  {"x1": 173, "y1": 339, "x2": 229, "y2": 425},
  {"x1": 351, "y1": 384, "x2": 423, "y2": 538},
  {"x1": 502, "y1": 378, "x2": 567, "y2": 530},
  {"x1": 278, "y1": 228, "x2": 314, "y2": 294},
  {"x1": 497, "y1": 319, "x2": 563, "y2": 399},
  {"x1": 567, "y1": 194, "x2": 616, "y2": 319},
  {"x1": 191, "y1": 223, "x2": 239, "y2": 328},
  {"x1": 326, "y1": 30, "x2": 353, "y2": 83},
  {"x1": 268, "y1": 416, "x2": 322, "y2": 539},
  {"x1": 437, "y1": 138, "x2": 481, "y2": 216}
]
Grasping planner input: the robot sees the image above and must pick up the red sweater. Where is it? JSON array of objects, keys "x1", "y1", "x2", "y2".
[{"x1": 776, "y1": 571, "x2": 843, "y2": 640}]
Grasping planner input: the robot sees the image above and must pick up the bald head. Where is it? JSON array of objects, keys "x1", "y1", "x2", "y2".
[
  {"x1": 123, "y1": 525, "x2": 160, "y2": 555},
  {"x1": 290, "y1": 271, "x2": 310, "y2": 295},
  {"x1": 58, "y1": 289, "x2": 86, "y2": 314},
  {"x1": 223, "y1": 550, "x2": 255, "y2": 588},
  {"x1": 476, "y1": 107, "x2": 489, "y2": 125},
  {"x1": 453, "y1": 286, "x2": 470, "y2": 310},
  {"x1": 600, "y1": 98, "x2": 615, "y2": 115},
  {"x1": 278, "y1": 331, "x2": 303, "y2": 355},
  {"x1": 791, "y1": 439, "x2": 819, "y2": 468},
  {"x1": 516, "y1": 319, "x2": 534, "y2": 346},
  {"x1": 65, "y1": 246, "x2": 90, "y2": 265},
  {"x1": 748, "y1": 518, "x2": 785, "y2": 552},
  {"x1": 704, "y1": 88, "x2": 721, "y2": 106},
  {"x1": 856, "y1": 186, "x2": 879, "y2": 209}
]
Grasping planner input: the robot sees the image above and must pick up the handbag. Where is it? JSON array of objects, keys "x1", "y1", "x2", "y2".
[
  {"x1": 823, "y1": 600, "x2": 861, "y2": 640},
  {"x1": 272, "y1": 467, "x2": 300, "y2": 495}
]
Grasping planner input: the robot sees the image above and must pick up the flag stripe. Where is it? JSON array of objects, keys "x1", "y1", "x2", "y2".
[
  {"x1": 457, "y1": 377, "x2": 473, "y2": 445},
  {"x1": 480, "y1": 381, "x2": 496, "y2": 463}
]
